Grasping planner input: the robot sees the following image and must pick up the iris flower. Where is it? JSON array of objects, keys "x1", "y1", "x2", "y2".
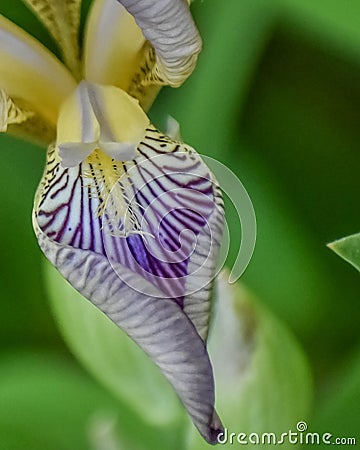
[{"x1": 0, "y1": 0, "x2": 224, "y2": 444}]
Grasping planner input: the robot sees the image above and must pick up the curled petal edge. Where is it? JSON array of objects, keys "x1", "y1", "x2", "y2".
[{"x1": 117, "y1": 0, "x2": 202, "y2": 87}]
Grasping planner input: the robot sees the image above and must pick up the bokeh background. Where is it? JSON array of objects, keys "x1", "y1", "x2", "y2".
[{"x1": 0, "y1": 0, "x2": 359, "y2": 448}]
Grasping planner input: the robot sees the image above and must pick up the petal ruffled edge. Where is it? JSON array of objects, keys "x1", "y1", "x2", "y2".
[{"x1": 117, "y1": 0, "x2": 202, "y2": 87}]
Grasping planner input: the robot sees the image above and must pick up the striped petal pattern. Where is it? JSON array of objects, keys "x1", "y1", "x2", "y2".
[
  {"x1": 0, "y1": 88, "x2": 55, "y2": 144},
  {"x1": 21, "y1": 0, "x2": 82, "y2": 77},
  {"x1": 33, "y1": 127, "x2": 224, "y2": 444},
  {"x1": 0, "y1": 89, "x2": 34, "y2": 132}
]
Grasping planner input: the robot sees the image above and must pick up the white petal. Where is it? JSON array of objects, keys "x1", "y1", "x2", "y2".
[
  {"x1": 58, "y1": 143, "x2": 97, "y2": 167},
  {"x1": 99, "y1": 141, "x2": 137, "y2": 161},
  {"x1": 166, "y1": 115, "x2": 181, "y2": 141}
]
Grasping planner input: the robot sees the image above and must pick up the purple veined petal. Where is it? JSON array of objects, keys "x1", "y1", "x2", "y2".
[
  {"x1": 101, "y1": 129, "x2": 224, "y2": 340},
  {"x1": 116, "y1": 0, "x2": 202, "y2": 87},
  {"x1": 33, "y1": 128, "x2": 224, "y2": 444}
]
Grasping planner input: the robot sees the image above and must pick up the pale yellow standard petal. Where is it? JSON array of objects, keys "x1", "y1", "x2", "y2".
[
  {"x1": 84, "y1": 0, "x2": 145, "y2": 90},
  {"x1": 57, "y1": 82, "x2": 150, "y2": 167},
  {"x1": 21, "y1": 0, "x2": 82, "y2": 78},
  {"x1": 0, "y1": 14, "x2": 76, "y2": 126}
]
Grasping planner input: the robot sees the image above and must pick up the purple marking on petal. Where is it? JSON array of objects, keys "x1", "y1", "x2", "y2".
[
  {"x1": 36, "y1": 131, "x2": 220, "y2": 305},
  {"x1": 34, "y1": 132, "x2": 225, "y2": 446},
  {"x1": 102, "y1": 165, "x2": 215, "y2": 300}
]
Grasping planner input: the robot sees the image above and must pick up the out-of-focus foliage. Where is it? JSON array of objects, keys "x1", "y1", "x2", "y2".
[
  {"x1": 312, "y1": 345, "x2": 360, "y2": 445},
  {"x1": 0, "y1": 0, "x2": 359, "y2": 448},
  {"x1": 0, "y1": 352, "x2": 184, "y2": 450},
  {"x1": 328, "y1": 233, "x2": 360, "y2": 272},
  {"x1": 44, "y1": 262, "x2": 312, "y2": 450},
  {"x1": 187, "y1": 277, "x2": 312, "y2": 450}
]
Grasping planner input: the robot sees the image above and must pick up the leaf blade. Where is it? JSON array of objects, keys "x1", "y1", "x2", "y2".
[{"x1": 328, "y1": 233, "x2": 360, "y2": 272}]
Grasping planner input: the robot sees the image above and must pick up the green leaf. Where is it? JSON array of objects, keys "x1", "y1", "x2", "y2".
[
  {"x1": 150, "y1": 0, "x2": 333, "y2": 342},
  {"x1": 187, "y1": 275, "x2": 313, "y2": 449},
  {"x1": 312, "y1": 346, "x2": 360, "y2": 445},
  {"x1": 43, "y1": 260, "x2": 186, "y2": 433},
  {"x1": 0, "y1": 351, "x2": 182, "y2": 450},
  {"x1": 0, "y1": 135, "x2": 59, "y2": 348},
  {"x1": 328, "y1": 233, "x2": 360, "y2": 272},
  {"x1": 151, "y1": 0, "x2": 278, "y2": 153},
  {"x1": 0, "y1": 352, "x2": 127, "y2": 450}
]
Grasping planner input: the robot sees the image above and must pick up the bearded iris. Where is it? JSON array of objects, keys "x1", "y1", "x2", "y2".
[{"x1": 0, "y1": 0, "x2": 224, "y2": 444}]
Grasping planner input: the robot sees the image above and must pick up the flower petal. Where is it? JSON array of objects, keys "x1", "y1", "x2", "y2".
[
  {"x1": 101, "y1": 130, "x2": 224, "y2": 341},
  {"x1": 0, "y1": 14, "x2": 76, "y2": 125},
  {"x1": 0, "y1": 88, "x2": 55, "y2": 144},
  {"x1": 0, "y1": 88, "x2": 33, "y2": 132},
  {"x1": 21, "y1": 0, "x2": 82, "y2": 78},
  {"x1": 118, "y1": 0, "x2": 202, "y2": 87},
  {"x1": 56, "y1": 83, "x2": 150, "y2": 166},
  {"x1": 33, "y1": 127, "x2": 224, "y2": 444},
  {"x1": 84, "y1": 0, "x2": 146, "y2": 90}
]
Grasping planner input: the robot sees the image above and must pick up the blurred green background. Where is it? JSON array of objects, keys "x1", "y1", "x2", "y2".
[{"x1": 0, "y1": 0, "x2": 359, "y2": 448}]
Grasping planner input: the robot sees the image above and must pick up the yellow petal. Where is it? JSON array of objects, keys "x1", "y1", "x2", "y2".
[
  {"x1": 57, "y1": 82, "x2": 150, "y2": 166},
  {"x1": 84, "y1": 0, "x2": 146, "y2": 90},
  {"x1": 0, "y1": 89, "x2": 33, "y2": 132},
  {"x1": 0, "y1": 88, "x2": 56, "y2": 144},
  {"x1": 0, "y1": 14, "x2": 76, "y2": 126},
  {"x1": 21, "y1": 0, "x2": 82, "y2": 78},
  {"x1": 127, "y1": 42, "x2": 161, "y2": 111}
]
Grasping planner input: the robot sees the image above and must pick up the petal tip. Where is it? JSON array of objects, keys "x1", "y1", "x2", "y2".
[
  {"x1": 207, "y1": 410, "x2": 224, "y2": 445},
  {"x1": 58, "y1": 142, "x2": 96, "y2": 167}
]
